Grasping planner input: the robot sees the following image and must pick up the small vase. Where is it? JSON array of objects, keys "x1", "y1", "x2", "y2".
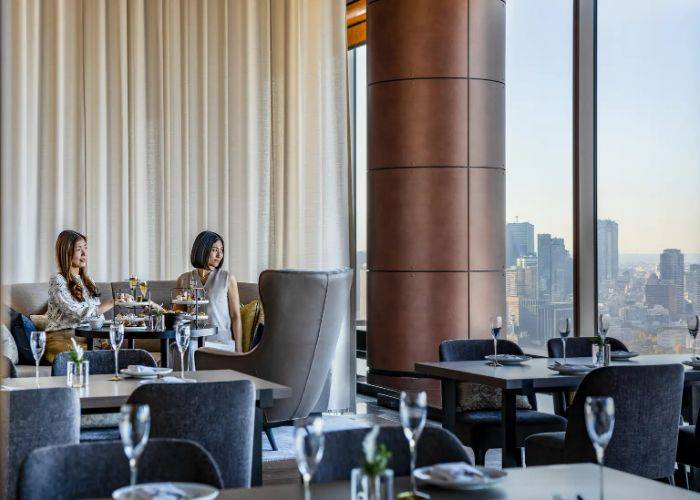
[
  {"x1": 592, "y1": 344, "x2": 605, "y2": 367},
  {"x1": 67, "y1": 360, "x2": 89, "y2": 388},
  {"x1": 351, "y1": 468, "x2": 393, "y2": 500}
]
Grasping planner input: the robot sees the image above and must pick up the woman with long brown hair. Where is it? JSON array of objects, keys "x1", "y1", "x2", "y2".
[{"x1": 45, "y1": 230, "x2": 116, "y2": 362}]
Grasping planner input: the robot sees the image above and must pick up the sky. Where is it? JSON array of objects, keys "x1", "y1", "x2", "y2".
[{"x1": 506, "y1": 0, "x2": 700, "y2": 255}]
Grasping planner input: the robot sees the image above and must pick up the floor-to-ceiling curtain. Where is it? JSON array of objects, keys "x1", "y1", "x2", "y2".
[{"x1": 1, "y1": 0, "x2": 352, "y2": 409}]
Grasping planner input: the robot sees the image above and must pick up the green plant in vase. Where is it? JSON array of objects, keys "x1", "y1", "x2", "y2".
[
  {"x1": 67, "y1": 338, "x2": 88, "y2": 387},
  {"x1": 356, "y1": 426, "x2": 393, "y2": 500},
  {"x1": 68, "y1": 337, "x2": 85, "y2": 364}
]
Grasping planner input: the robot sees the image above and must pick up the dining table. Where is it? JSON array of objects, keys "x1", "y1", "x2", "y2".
[
  {"x1": 212, "y1": 463, "x2": 700, "y2": 499},
  {"x1": 415, "y1": 354, "x2": 700, "y2": 467},
  {"x1": 1, "y1": 369, "x2": 291, "y2": 486}
]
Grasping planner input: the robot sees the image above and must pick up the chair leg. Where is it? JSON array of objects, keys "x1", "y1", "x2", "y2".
[
  {"x1": 473, "y1": 448, "x2": 487, "y2": 466},
  {"x1": 264, "y1": 427, "x2": 278, "y2": 451},
  {"x1": 675, "y1": 465, "x2": 689, "y2": 489}
]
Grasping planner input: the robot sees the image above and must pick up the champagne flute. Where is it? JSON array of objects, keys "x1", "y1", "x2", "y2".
[
  {"x1": 294, "y1": 417, "x2": 324, "y2": 499},
  {"x1": 128, "y1": 274, "x2": 138, "y2": 298},
  {"x1": 30, "y1": 331, "x2": 46, "y2": 385},
  {"x1": 489, "y1": 316, "x2": 503, "y2": 367},
  {"x1": 175, "y1": 323, "x2": 193, "y2": 381},
  {"x1": 109, "y1": 323, "x2": 125, "y2": 381},
  {"x1": 687, "y1": 315, "x2": 699, "y2": 362},
  {"x1": 138, "y1": 280, "x2": 148, "y2": 302},
  {"x1": 598, "y1": 313, "x2": 610, "y2": 339},
  {"x1": 585, "y1": 397, "x2": 615, "y2": 500},
  {"x1": 399, "y1": 391, "x2": 429, "y2": 499},
  {"x1": 119, "y1": 404, "x2": 151, "y2": 495},
  {"x1": 558, "y1": 317, "x2": 571, "y2": 365}
]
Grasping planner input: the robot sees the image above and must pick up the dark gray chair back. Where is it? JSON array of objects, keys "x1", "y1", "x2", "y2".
[
  {"x1": 1, "y1": 388, "x2": 80, "y2": 500},
  {"x1": 195, "y1": 268, "x2": 353, "y2": 422},
  {"x1": 314, "y1": 426, "x2": 471, "y2": 483},
  {"x1": 127, "y1": 380, "x2": 255, "y2": 488},
  {"x1": 52, "y1": 349, "x2": 156, "y2": 376},
  {"x1": 18, "y1": 438, "x2": 223, "y2": 499},
  {"x1": 563, "y1": 364, "x2": 683, "y2": 479},
  {"x1": 1, "y1": 354, "x2": 17, "y2": 378},
  {"x1": 547, "y1": 337, "x2": 628, "y2": 358}
]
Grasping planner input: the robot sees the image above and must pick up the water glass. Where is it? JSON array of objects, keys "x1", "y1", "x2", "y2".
[
  {"x1": 687, "y1": 315, "x2": 699, "y2": 361},
  {"x1": 175, "y1": 324, "x2": 193, "y2": 380},
  {"x1": 66, "y1": 360, "x2": 90, "y2": 388},
  {"x1": 351, "y1": 467, "x2": 394, "y2": 500},
  {"x1": 119, "y1": 404, "x2": 151, "y2": 494},
  {"x1": 29, "y1": 331, "x2": 46, "y2": 384},
  {"x1": 598, "y1": 313, "x2": 610, "y2": 338},
  {"x1": 489, "y1": 316, "x2": 502, "y2": 367},
  {"x1": 109, "y1": 323, "x2": 125, "y2": 381},
  {"x1": 294, "y1": 417, "x2": 325, "y2": 498},
  {"x1": 558, "y1": 318, "x2": 571, "y2": 365},
  {"x1": 585, "y1": 397, "x2": 615, "y2": 500},
  {"x1": 399, "y1": 391, "x2": 429, "y2": 499}
]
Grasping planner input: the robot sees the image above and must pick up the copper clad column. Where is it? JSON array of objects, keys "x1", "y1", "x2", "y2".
[{"x1": 367, "y1": 0, "x2": 506, "y2": 378}]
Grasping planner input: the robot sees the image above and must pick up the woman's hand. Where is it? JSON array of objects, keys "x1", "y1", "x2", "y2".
[
  {"x1": 98, "y1": 297, "x2": 115, "y2": 314},
  {"x1": 149, "y1": 301, "x2": 164, "y2": 312}
]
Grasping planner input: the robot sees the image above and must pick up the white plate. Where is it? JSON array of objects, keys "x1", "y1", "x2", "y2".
[
  {"x1": 120, "y1": 367, "x2": 173, "y2": 379},
  {"x1": 484, "y1": 354, "x2": 532, "y2": 365},
  {"x1": 611, "y1": 351, "x2": 638, "y2": 360},
  {"x1": 547, "y1": 363, "x2": 596, "y2": 375},
  {"x1": 112, "y1": 482, "x2": 218, "y2": 499},
  {"x1": 172, "y1": 299, "x2": 209, "y2": 306},
  {"x1": 683, "y1": 360, "x2": 700, "y2": 370},
  {"x1": 123, "y1": 325, "x2": 148, "y2": 331},
  {"x1": 414, "y1": 466, "x2": 506, "y2": 491},
  {"x1": 116, "y1": 301, "x2": 151, "y2": 308}
]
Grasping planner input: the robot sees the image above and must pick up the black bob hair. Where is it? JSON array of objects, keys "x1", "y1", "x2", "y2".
[{"x1": 190, "y1": 231, "x2": 224, "y2": 270}]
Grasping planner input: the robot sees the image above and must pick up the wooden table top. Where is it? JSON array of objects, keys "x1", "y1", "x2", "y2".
[
  {"x1": 416, "y1": 354, "x2": 700, "y2": 390},
  {"x1": 215, "y1": 464, "x2": 700, "y2": 499},
  {"x1": 1, "y1": 369, "x2": 291, "y2": 409}
]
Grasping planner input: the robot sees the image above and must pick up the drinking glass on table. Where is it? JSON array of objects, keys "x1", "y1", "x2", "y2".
[
  {"x1": 585, "y1": 396, "x2": 615, "y2": 500},
  {"x1": 558, "y1": 317, "x2": 571, "y2": 365},
  {"x1": 128, "y1": 274, "x2": 138, "y2": 298},
  {"x1": 30, "y1": 331, "x2": 46, "y2": 384},
  {"x1": 489, "y1": 316, "x2": 503, "y2": 367},
  {"x1": 598, "y1": 313, "x2": 610, "y2": 339},
  {"x1": 398, "y1": 391, "x2": 429, "y2": 499},
  {"x1": 119, "y1": 404, "x2": 151, "y2": 495},
  {"x1": 687, "y1": 315, "x2": 699, "y2": 362},
  {"x1": 294, "y1": 417, "x2": 324, "y2": 499},
  {"x1": 109, "y1": 323, "x2": 125, "y2": 381},
  {"x1": 175, "y1": 323, "x2": 193, "y2": 381},
  {"x1": 138, "y1": 280, "x2": 148, "y2": 302}
]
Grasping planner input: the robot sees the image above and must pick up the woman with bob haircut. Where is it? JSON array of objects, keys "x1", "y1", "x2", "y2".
[{"x1": 175, "y1": 230, "x2": 243, "y2": 351}]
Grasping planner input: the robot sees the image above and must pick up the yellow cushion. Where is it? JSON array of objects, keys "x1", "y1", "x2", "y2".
[
  {"x1": 240, "y1": 300, "x2": 264, "y2": 352},
  {"x1": 29, "y1": 314, "x2": 49, "y2": 331}
]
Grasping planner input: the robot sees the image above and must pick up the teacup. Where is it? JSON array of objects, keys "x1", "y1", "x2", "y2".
[{"x1": 89, "y1": 317, "x2": 105, "y2": 330}]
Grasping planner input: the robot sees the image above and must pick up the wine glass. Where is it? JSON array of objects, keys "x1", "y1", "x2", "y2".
[
  {"x1": 119, "y1": 404, "x2": 151, "y2": 495},
  {"x1": 30, "y1": 331, "x2": 46, "y2": 384},
  {"x1": 489, "y1": 316, "x2": 503, "y2": 367},
  {"x1": 598, "y1": 314, "x2": 610, "y2": 339},
  {"x1": 138, "y1": 280, "x2": 148, "y2": 302},
  {"x1": 688, "y1": 315, "x2": 699, "y2": 362},
  {"x1": 294, "y1": 417, "x2": 324, "y2": 498},
  {"x1": 585, "y1": 396, "x2": 615, "y2": 500},
  {"x1": 175, "y1": 323, "x2": 193, "y2": 380},
  {"x1": 128, "y1": 274, "x2": 138, "y2": 298},
  {"x1": 109, "y1": 323, "x2": 125, "y2": 381},
  {"x1": 399, "y1": 391, "x2": 429, "y2": 499},
  {"x1": 558, "y1": 317, "x2": 571, "y2": 365}
]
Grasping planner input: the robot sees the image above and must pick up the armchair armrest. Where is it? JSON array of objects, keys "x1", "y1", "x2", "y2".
[{"x1": 195, "y1": 347, "x2": 260, "y2": 378}]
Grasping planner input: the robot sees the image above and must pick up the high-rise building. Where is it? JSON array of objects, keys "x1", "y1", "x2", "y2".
[
  {"x1": 538, "y1": 234, "x2": 572, "y2": 302},
  {"x1": 645, "y1": 272, "x2": 677, "y2": 314},
  {"x1": 506, "y1": 222, "x2": 535, "y2": 267},
  {"x1": 689, "y1": 264, "x2": 700, "y2": 314},
  {"x1": 660, "y1": 249, "x2": 684, "y2": 315},
  {"x1": 597, "y1": 219, "x2": 619, "y2": 283}
]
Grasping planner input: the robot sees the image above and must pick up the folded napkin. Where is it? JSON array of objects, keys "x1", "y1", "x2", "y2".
[
  {"x1": 126, "y1": 482, "x2": 190, "y2": 500},
  {"x1": 127, "y1": 365, "x2": 158, "y2": 375},
  {"x1": 429, "y1": 462, "x2": 484, "y2": 482}
]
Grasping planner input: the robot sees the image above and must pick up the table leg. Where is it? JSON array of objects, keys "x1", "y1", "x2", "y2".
[
  {"x1": 501, "y1": 389, "x2": 519, "y2": 468},
  {"x1": 253, "y1": 405, "x2": 263, "y2": 486},
  {"x1": 128, "y1": 339, "x2": 135, "y2": 350},
  {"x1": 198, "y1": 336, "x2": 204, "y2": 348},
  {"x1": 441, "y1": 380, "x2": 457, "y2": 433},
  {"x1": 160, "y1": 339, "x2": 170, "y2": 368},
  {"x1": 86, "y1": 337, "x2": 94, "y2": 351}
]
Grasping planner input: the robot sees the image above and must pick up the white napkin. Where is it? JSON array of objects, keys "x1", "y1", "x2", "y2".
[
  {"x1": 429, "y1": 462, "x2": 484, "y2": 482},
  {"x1": 127, "y1": 365, "x2": 158, "y2": 375},
  {"x1": 129, "y1": 483, "x2": 190, "y2": 499}
]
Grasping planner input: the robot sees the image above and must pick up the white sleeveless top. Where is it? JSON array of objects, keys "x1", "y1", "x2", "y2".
[{"x1": 189, "y1": 269, "x2": 231, "y2": 344}]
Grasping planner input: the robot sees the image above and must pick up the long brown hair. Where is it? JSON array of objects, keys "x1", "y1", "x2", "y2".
[{"x1": 55, "y1": 230, "x2": 99, "y2": 301}]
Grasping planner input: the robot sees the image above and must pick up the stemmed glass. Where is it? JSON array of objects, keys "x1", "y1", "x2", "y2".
[
  {"x1": 128, "y1": 274, "x2": 138, "y2": 299},
  {"x1": 175, "y1": 323, "x2": 193, "y2": 381},
  {"x1": 687, "y1": 315, "x2": 699, "y2": 362},
  {"x1": 558, "y1": 318, "x2": 571, "y2": 365},
  {"x1": 294, "y1": 417, "x2": 325, "y2": 499},
  {"x1": 119, "y1": 404, "x2": 151, "y2": 495},
  {"x1": 598, "y1": 314, "x2": 610, "y2": 339},
  {"x1": 585, "y1": 396, "x2": 615, "y2": 500},
  {"x1": 489, "y1": 316, "x2": 503, "y2": 367},
  {"x1": 138, "y1": 280, "x2": 148, "y2": 302},
  {"x1": 109, "y1": 323, "x2": 125, "y2": 381},
  {"x1": 30, "y1": 331, "x2": 46, "y2": 385},
  {"x1": 399, "y1": 391, "x2": 429, "y2": 499}
]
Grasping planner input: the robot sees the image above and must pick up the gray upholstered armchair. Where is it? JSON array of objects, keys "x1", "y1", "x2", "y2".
[{"x1": 195, "y1": 268, "x2": 352, "y2": 449}]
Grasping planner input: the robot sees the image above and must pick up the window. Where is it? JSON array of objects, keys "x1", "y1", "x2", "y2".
[
  {"x1": 597, "y1": 0, "x2": 700, "y2": 354},
  {"x1": 505, "y1": 0, "x2": 574, "y2": 352}
]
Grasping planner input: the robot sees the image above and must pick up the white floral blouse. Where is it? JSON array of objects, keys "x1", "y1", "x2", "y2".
[{"x1": 46, "y1": 273, "x2": 104, "y2": 332}]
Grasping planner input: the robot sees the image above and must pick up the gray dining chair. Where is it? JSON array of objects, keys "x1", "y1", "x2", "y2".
[
  {"x1": 18, "y1": 438, "x2": 223, "y2": 500},
  {"x1": 127, "y1": 380, "x2": 255, "y2": 488},
  {"x1": 1, "y1": 387, "x2": 80, "y2": 500},
  {"x1": 525, "y1": 364, "x2": 684, "y2": 482},
  {"x1": 439, "y1": 339, "x2": 567, "y2": 465},
  {"x1": 195, "y1": 268, "x2": 352, "y2": 450},
  {"x1": 675, "y1": 406, "x2": 700, "y2": 488},
  {"x1": 1, "y1": 354, "x2": 17, "y2": 378},
  {"x1": 313, "y1": 425, "x2": 471, "y2": 483},
  {"x1": 51, "y1": 348, "x2": 157, "y2": 376}
]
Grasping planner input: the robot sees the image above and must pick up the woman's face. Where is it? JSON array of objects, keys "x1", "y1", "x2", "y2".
[
  {"x1": 72, "y1": 238, "x2": 88, "y2": 269},
  {"x1": 207, "y1": 240, "x2": 224, "y2": 269}
]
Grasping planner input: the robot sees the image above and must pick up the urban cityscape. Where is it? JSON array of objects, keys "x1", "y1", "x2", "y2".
[{"x1": 506, "y1": 219, "x2": 700, "y2": 354}]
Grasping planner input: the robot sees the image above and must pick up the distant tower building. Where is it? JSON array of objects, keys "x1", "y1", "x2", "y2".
[
  {"x1": 689, "y1": 264, "x2": 700, "y2": 314},
  {"x1": 537, "y1": 234, "x2": 571, "y2": 302},
  {"x1": 660, "y1": 249, "x2": 685, "y2": 315},
  {"x1": 506, "y1": 222, "x2": 535, "y2": 267},
  {"x1": 538, "y1": 234, "x2": 553, "y2": 301},
  {"x1": 645, "y1": 272, "x2": 677, "y2": 313},
  {"x1": 597, "y1": 219, "x2": 619, "y2": 283}
]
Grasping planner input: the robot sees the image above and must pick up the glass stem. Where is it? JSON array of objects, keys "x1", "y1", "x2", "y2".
[
  {"x1": 563, "y1": 339, "x2": 567, "y2": 364},
  {"x1": 115, "y1": 349, "x2": 119, "y2": 377},
  {"x1": 130, "y1": 457, "x2": 138, "y2": 490},
  {"x1": 302, "y1": 474, "x2": 311, "y2": 500},
  {"x1": 180, "y1": 352, "x2": 185, "y2": 379},
  {"x1": 35, "y1": 360, "x2": 39, "y2": 385},
  {"x1": 693, "y1": 337, "x2": 696, "y2": 361},
  {"x1": 410, "y1": 440, "x2": 417, "y2": 494},
  {"x1": 493, "y1": 337, "x2": 498, "y2": 365},
  {"x1": 599, "y1": 463, "x2": 604, "y2": 500}
]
